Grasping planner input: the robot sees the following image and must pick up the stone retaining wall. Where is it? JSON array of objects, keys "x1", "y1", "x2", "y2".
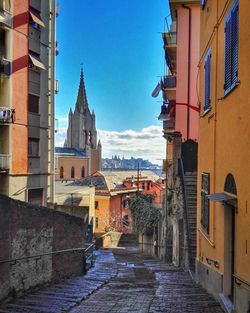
[{"x1": 0, "y1": 195, "x2": 86, "y2": 302}]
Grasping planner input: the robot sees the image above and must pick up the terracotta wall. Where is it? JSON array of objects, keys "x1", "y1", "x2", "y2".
[
  {"x1": 11, "y1": 0, "x2": 29, "y2": 174},
  {"x1": 175, "y1": 5, "x2": 200, "y2": 141},
  {"x1": 56, "y1": 157, "x2": 89, "y2": 180}
]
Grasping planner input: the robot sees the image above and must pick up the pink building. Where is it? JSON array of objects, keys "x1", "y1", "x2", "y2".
[
  {"x1": 161, "y1": 0, "x2": 200, "y2": 141},
  {"x1": 152, "y1": 0, "x2": 200, "y2": 267}
]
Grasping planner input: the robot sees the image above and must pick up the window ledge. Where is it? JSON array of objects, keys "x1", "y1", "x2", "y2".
[
  {"x1": 223, "y1": 80, "x2": 240, "y2": 99},
  {"x1": 201, "y1": 107, "x2": 211, "y2": 117},
  {"x1": 198, "y1": 228, "x2": 215, "y2": 247}
]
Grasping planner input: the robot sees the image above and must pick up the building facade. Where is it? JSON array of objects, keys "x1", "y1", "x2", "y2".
[
  {"x1": 153, "y1": 0, "x2": 200, "y2": 267},
  {"x1": 196, "y1": 1, "x2": 250, "y2": 312},
  {"x1": 55, "y1": 69, "x2": 101, "y2": 180},
  {"x1": 0, "y1": 0, "x2": 56, "y2": 205}
]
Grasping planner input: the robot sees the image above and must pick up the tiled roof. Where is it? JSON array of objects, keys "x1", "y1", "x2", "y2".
[
  {"x1": 71, "y1": 176, "x2": 108, "y2": 190},
  {"x1": 55, "y1": 147, "x2": 87, "y2": 157}
]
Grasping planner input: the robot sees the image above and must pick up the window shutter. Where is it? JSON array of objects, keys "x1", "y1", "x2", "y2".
[
  {"x1": 231, "y1": 3, "x2": 239, "y2": 85},
  {"x1": 224, "y1": 0, "x2": 239, "y2": 94},
  {"x1": 224, "y1": 16, "x2": 232, "y2": 93},
  {"x1": 204, "y1": 51, "x2": 211, "y2": 111}
]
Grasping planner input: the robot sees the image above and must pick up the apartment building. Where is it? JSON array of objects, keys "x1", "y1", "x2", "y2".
[
  {"x1": 0, "y1": 0, "x2": 56, "y2": 205},
  {"x1": 153, "y1": 0, "x2": 200, "y2": 267},
  {"x1": 196, "y1": 1, "x2": 250, "y2": 312}
]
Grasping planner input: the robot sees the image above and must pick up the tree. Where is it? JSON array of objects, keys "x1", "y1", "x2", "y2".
[{"x1": 129, "y1": 192, "x2": 161, "y2": 235}]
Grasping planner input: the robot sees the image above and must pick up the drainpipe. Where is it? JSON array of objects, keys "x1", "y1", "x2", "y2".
[{"x1": 182, "y1": 5, "x2": 191, "y2": 140}]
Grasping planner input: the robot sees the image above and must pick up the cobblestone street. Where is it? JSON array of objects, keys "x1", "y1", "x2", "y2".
[{"x1": 0, "y1": 247, "x2": 223, "y2": 313}]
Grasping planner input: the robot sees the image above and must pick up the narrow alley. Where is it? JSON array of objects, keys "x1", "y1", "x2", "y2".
[{"x1": 0, "y1": 246, "x2": 223, "y2": 313}]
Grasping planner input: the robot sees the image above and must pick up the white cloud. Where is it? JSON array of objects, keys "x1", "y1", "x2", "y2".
[
  {"x1": 55, "y1": 120, "x2": 165, "y2": 165},
  {"x1": 98, "y1": 126, "x2": 165, "y2": 165}
]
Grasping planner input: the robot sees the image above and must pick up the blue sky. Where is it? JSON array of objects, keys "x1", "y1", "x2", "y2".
[{"x1": 55, "y1": 0, "x2": 170, "y2": 164}]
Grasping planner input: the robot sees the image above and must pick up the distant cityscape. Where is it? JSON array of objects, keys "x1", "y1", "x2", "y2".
[{"x1": 102, "y1": 156, "x2": 162, "y2": 171}]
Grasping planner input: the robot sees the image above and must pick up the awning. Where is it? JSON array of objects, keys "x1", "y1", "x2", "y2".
[
  {"x1": 30, "y1": 10, "x2": 45, "y2": 28},
  {"x1": 206, "y1": 192, "x2": 237, "y2": 202},
  {"x1": 29, "y1": 54, "x2": 46, "y2": 70}
]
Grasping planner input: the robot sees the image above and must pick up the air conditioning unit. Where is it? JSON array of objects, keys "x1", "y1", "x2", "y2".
[
  {"x1": 0, "y1": 107, "x2": 14, "y2": 123},
  {"x1": 0, "y1": 58, "x2": 11, "y2": 76},
  {"x1": 0, "y1": 9, "x2": 12, "y2": 28}
]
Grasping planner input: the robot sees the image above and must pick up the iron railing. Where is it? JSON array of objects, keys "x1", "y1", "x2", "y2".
[
  {"x1": 162, "y1": 75, "x2": 176, "y2": 89},
  {"x1": 0, "y1": 243, "x2": 95, "y2": 274},
  {"x1": 178, "y1": 158, "x2": 191, "y2": 269}
]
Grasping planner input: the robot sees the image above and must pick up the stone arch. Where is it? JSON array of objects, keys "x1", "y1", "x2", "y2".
[
  {"x1": 224, "y1": 173, "x2": 237, "y2": 195},
  {"x1": 71, "y1": 166, "x2": 75, "y2": 179},
  {"x1": 60, "y1": 166, "x2": 64, "y2": 179},
  {"x1": 81, "y1": 166, "x2": 85, "y2": 178}
]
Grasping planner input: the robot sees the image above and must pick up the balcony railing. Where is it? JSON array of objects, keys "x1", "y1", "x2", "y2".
[
  {"x1": 162, "y1": 75, "x2": 176, "y2": 89},
  {"x1": 0, "y1": 58, "x2": 11, "y2": 77},
  {"x1": 0, "y1": 154, "x2": 9, "y2": 170},
  {"x1": 0, "y1": 8, "x2": 12, "y2": 28},
  {"x1": 162, "y1": 101, "x2": 176, "y2": 130},
  {"x1": 0, "y1": 107, "x2": 15, "y2": 123},
  {"x1": 162, "y1": 31, "x2": 177, "y2": 46}
]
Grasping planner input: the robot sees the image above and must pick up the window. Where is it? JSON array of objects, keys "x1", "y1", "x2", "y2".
[
  {"x1": 28, "y1": 138, "x2": 39, "y2": 157},
  {"x1": 123, "y1": 199, "x2": 129, "y2": 208},
  {"x1": 95, "y1": 201, "x2": 99, "y2": 209},
  {"x1": 224, "y1": 0, "x2": 239, "y2": 95},
  {"x1": 122, "y1": 215, "x2": 129, "y2": 227},
  {"x1": 81, "y1": 166, "x2": 85, "y2": 178},
  {"x1": 71, "y1": 166, "x2": 75, "y2": 178},
  {"x1": 201, "y1": 0, "x2": 207, "y2": 9},
  {"x1": 28, "y1": 94, "x2": 39, "y2": 113},
  {"x1": 147, "y1": 182, "x2": 151, "y2": 190},
  {"x1": 28, "y1": 188, "x2": 43, "y2": 206},
  {"x1": 59, "y1": 166, "x2": 64, "y2": 179},
  {"x1": 204, "y1": 49, "x2": 211, "y2": 112},
  {"x1": 142, "y1": 182, "x2": 145, "y2": 190},
  {"x1": 95, "y1": 217, "x2": 99, "y2": 228},
  {"x1": 201, "y1": 173, "x2": 210, "y2": 234}
]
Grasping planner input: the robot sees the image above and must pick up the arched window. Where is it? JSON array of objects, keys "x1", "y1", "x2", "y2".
[
  {"x1": 122, "y1": 215, "x2": 129, "y2": 227},
  {"x1": 71, "y1": 166, "x2": 75, "y2": 178},
  {"x1": 81, "y1": 166, "x2": 85, "y2": 178},
  {"x1": 60, "y1": 166, "x2": 64, "y2": 179}
]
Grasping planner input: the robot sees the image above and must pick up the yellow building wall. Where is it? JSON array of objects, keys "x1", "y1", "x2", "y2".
[
  {"x1": 198, "y1": 0, "x2": 250, "y2": 303},
  {"x1": 94, "y1": 194, "x2": 110, "y2": 234}
]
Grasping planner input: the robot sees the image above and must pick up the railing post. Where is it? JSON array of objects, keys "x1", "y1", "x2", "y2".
[{"x1": 83, "y1": 252, "x2": 87, "y2": 274}]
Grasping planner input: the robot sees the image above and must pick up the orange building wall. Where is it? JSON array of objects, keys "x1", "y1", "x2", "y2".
[
  {"x1": 175, "y1": 5, "x2": 200, "y2": 141},
  {"x1": 56, "y1": 157, "x2": 89, "y2": 180},
  {"x1": 11, "y1": 0, "x2": 29, "y2": 174},
  {"x1": 94, "y1": 194, "x2": 110, "y2": 234},
  {"x1": 197, "y1": 0, "x2": 250, "y2": 308}
]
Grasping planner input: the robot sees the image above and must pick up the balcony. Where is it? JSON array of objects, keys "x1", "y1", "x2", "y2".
[
  {"x1": 162, "y1": 21, "x2": 177, "y2": 74},
  {"x1": 55, "y1": 79, "x2": 59, "y2": 94},
  {"x1": 163, "y1": 101, "x2": 176, "y2": 131},
  {"x1": 55, "y1": 40, "x2": 59, "y2": 56},
  {"x1": 162, "y1": 75, "x2": 176, "y2": 101},
  {"x1": 0, "y1": 57, "x2": 11, "y2": 77},
  {"x1": 0, "y1": 154, "x2": 9, "y2": 172},
  {"x1": 0, "y1": 107, "x2": 15, "y2": 123},
  {"x1": 0, "y1": 7, "x2": 12, "y2": 28}
]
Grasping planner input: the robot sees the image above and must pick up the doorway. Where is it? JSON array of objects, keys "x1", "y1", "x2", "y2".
[{"x1": 223, "y1": 174, "x2": 237, "y2": 303}]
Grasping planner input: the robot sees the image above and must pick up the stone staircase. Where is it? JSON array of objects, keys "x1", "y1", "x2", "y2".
[
  {"x1": 184, "y1": 172, "x2": 197, "y2": 272},
  {"x1": 118, "y1": 233, "x2": 138, "y2": 247}
]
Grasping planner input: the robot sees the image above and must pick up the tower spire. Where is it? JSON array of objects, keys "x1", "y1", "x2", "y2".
[{"x1": 76, "y1": 65, "x2": 88, "y2": 113}]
